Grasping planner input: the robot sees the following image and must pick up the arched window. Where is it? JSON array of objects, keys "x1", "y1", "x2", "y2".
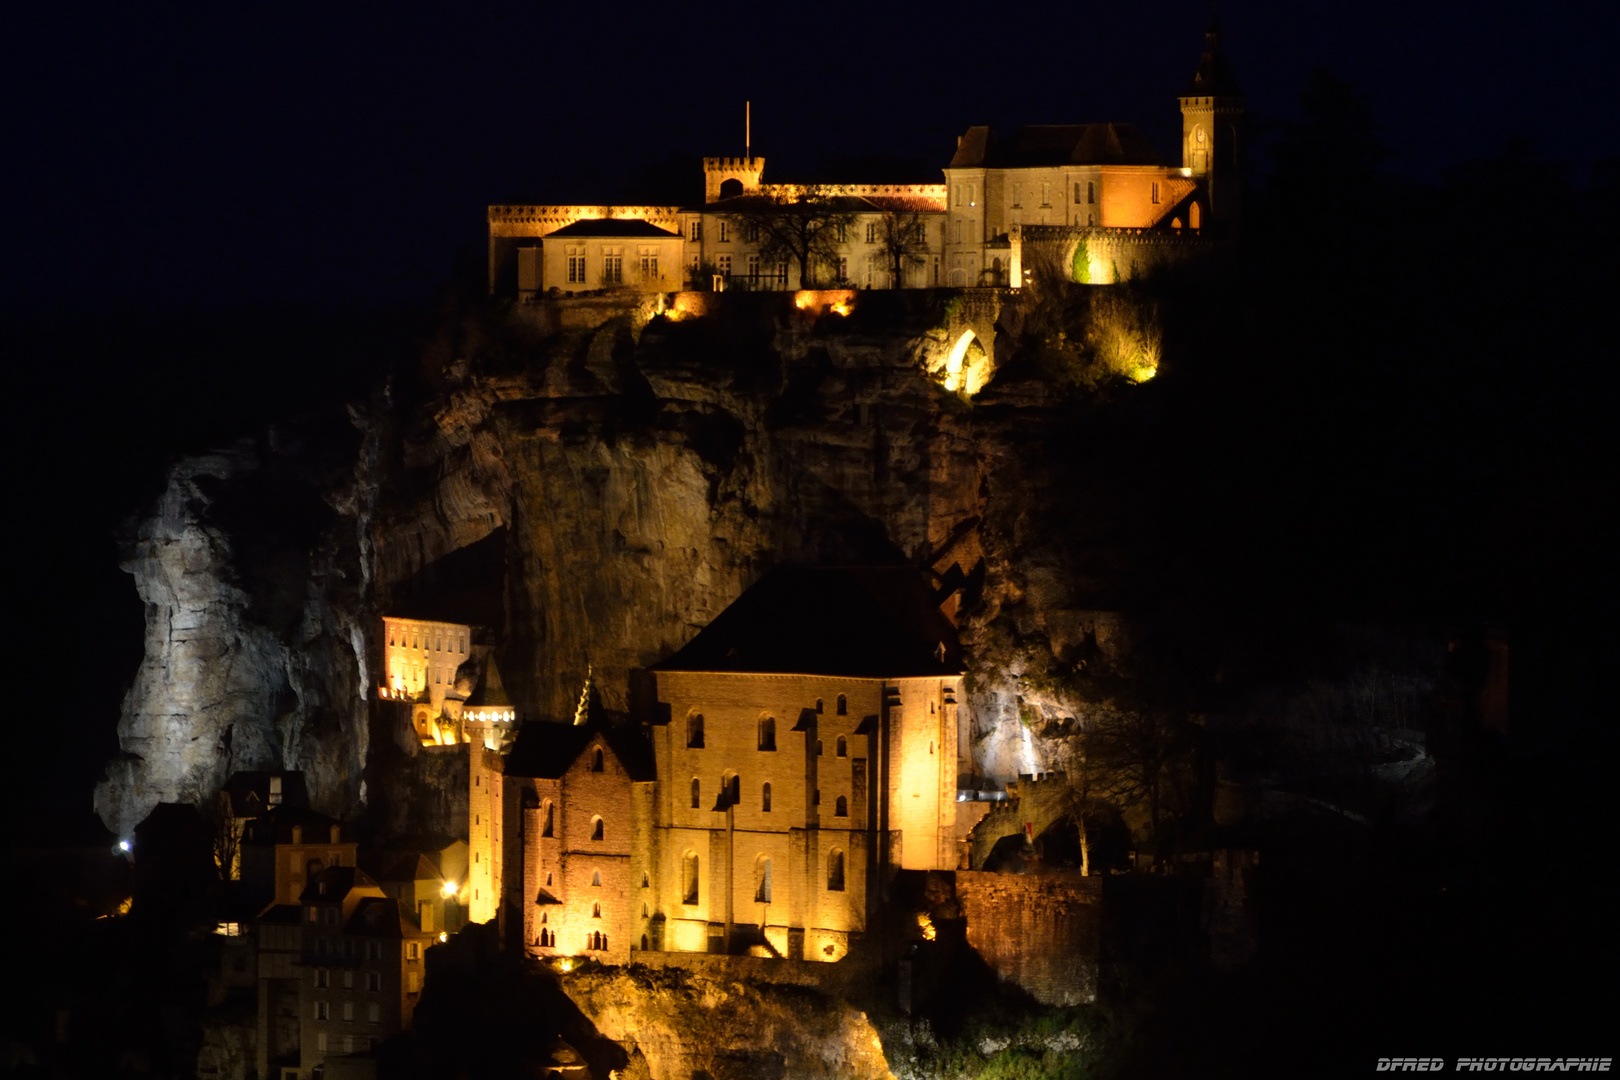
[
  {"x1": 641, "y1": 901, "x2": 648, "y2": 917},
  {"x1": 1189, "y1": 201, "x2": 1202, "y2": 229},
  {"x1": 641, "y1": 933, "x2": 649, "y2": 951},
  {"x1": 720, "y1": 772, "x2": 740, "y2": 806},
  {"x1": 755, "y1": 855, "x2": 773, "y2": 903},
  {"x1": 836, "y1": 694, "x2": 847, "y2": 716},
  {"x1": 591, "y1": 871, "x2": 601, "y2": 887},
  {"x1": 815, "y1": 698, "x2": 824, "y2": 714},
  {"x1": 681, "y1": 852, "x2": 700, "y2": 905},
  {"x1": 761, "y1": 782, "x2": 772, "y2": 813},
  {"x1": 835, "y1": 735, "x2": 847, "y2": 757},
  {"x1": 546, "y1": 872, "x2": 553, "y2": 887},
  {"x1": 835, "y1": 796, "x2": 848, "y2": 817},
  {"x1": 542, "y1": 800, "x2": 554, "y2": 837},
  {"x1": 691, "y1": 777, "x2": 701, "y2": 809},
  {"x1": 591, "y1": 748, "x2": 604, "y2": 772},
  {"x1": 591, "y1": 816, "x2": 604, "y2": 841},
  {"x1": 686, "y1": 711, "x2": 705, "y2": 748},
  {"x1": 757, "y1": 715, "x2": 776, "y2": 751},
  {"x1": 641, "y1": 871, "x2": 650, "y2": 888},
  {"x1": 827, "y1": 850, "x2": 845, "y2": 892},
  {"x1": 719, "y1": 177, "x2": 744, "y2": 198},
  {"x1": 592, "y1": 902, "x2": 601, "y2": 918}
]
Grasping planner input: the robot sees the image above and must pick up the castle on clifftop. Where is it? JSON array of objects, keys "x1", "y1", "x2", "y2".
[{"x1": 488, "y1": 21, "x2": 1243, "y2": 297}]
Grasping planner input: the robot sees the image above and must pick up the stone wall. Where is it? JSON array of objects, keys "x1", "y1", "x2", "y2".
[{"x1": 955, "y1": 870, "x2": 1101, "y2": 1005}]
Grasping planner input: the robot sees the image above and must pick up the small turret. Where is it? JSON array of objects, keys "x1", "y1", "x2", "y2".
[{"x1": 703, "y1": 157, "x2": 765, "y2": 203}]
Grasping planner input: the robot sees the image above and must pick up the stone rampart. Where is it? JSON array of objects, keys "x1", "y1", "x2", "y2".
[{"x1": 955, "y1": 870, "x2": 1101, "y2": 1005}]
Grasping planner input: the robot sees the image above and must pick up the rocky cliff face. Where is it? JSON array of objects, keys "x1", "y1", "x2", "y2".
[{"x1": 99, "y1": 292, "x2": 1100, "y2": 835}]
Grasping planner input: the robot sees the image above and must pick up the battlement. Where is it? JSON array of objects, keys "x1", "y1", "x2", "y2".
[
  {"x1": 703, "y1": 156, "x2": 765, "y2": 172},
  {"x1": 488, "y1": 204, "x2": 683, "y2": 231}
]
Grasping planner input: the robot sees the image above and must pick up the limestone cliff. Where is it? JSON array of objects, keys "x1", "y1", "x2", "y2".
[{"x1": 98, "y1": 289, "x2": 1395, "y2": 840}]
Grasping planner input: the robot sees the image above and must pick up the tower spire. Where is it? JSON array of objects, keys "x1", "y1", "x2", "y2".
[{"x1": 745, "y1": 101, "x2": 751, "y2": 159}]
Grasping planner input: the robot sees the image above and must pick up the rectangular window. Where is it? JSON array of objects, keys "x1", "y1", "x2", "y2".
[
  {"x1": 865, "y1": 221, "x2": 877, "y2": 244},
  {"x1": 837, "y1": 256, "x2": 848, "y2": 281},
  {"x1": 308, "y1": 907, "x2": 318, "y2": 923},
  {"x1": 368, "y1": 1003, "x2": 381, "y2": 1025},
  {"x1": 318, "y1": 1032, "x2": 328, "y2": 1052},
  {"x1": 776, "y1": 262, "x2": 788, "y2": 286},
  {"x1": 689, "y1": 220, "x2": 702, "y2": 241},
  {"x1": 744, "y1": 221, "x2": 759, "y2": 242},
  {"x1": 717, "y1": 254, "x2": 731, "y2": 277},
  {"x1": 1151, "y1": 182, "x2": 1161, "y2": 204},
  {"x1": 1040, "y1": 182, "x2": 1050, "y2": 207},
  {"x1": 835, "y1": 223, "x2": 847, "y2": 243},
  {"x1": 314, "y1": 968, "x2": 328, "y2": 988},
  {"x1": 366, "y1": 972, "x2": 382, "y2": 992},
  {"x1": 640, "y1": 251, "x2": 658, "y2": 280},
  {"x1": 408, "y1": 971, "x2": 421, "y2": 994},
  {"x1": 367, "y1": 941, "x2": 382, "y2": 960},
  {"x1": 1088, "y1": 182, "x2": 1096, "y2": 204},
  {"x1": 1011, "y1": 183, "x2": 1021, "y2": 208},
  {"x1": 314, "y1": 1001, "x2": 329, "y2": 1020},
  {"x1": 407, "y1": 943, "x2": 419, "y2": 961},
  {"x1": 343, "y1": 970, "x2": 354, "y2": 989},
  {"x1": 718, "y1": 220, "x2": 730, "y2": 243},
  {"x1": 746, "y1": 254, "x2": 759, "y2": 279},
  {"x1": 602, "y1": 254, "x2": 622, "y2": 284},
  {"x1": 343, "y1": 1001, "x2": 354, "y2": 1021}
]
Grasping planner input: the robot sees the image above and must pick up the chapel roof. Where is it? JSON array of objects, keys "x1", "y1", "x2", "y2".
[
  {"x1": 545, "y1": 219, "x2": 681, "y2": 238},
  {"x1": 504, "y1": 719, "x2": 656, "y2": 783},
  {"x1": 651, "y1": 565, "x2": 962, "y2": 678}
]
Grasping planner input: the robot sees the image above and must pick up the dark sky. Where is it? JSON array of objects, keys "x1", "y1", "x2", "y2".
[{"x1": 4, "y1": 0, "x2": 1614, "y2": 313}]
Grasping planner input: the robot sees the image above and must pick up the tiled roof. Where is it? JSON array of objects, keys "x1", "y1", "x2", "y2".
[
  {"x1": 947, "y1": 123, "x2": 1163, "y2": 168},
  {"x1": 652, "y1": 566, "x2": 962, "y2": 678}
]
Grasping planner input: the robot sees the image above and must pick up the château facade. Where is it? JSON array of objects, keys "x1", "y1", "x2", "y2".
[{"x1": 488, "y1": 22, "x2": 1242, "y2": 296}]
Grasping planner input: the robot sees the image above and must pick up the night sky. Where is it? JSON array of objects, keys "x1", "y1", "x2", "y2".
[{"x1": 2, "y1": 0, "x2": 1615, "y2": 832}]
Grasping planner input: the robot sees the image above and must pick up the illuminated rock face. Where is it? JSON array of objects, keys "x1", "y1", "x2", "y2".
[{"x1": 98, "y1": 295, "x2": 1111, "y2": 835}]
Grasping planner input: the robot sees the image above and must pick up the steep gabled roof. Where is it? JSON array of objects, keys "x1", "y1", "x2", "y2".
[
  {"x1": 947, "y1": 123, "x2": 1163, "y2": 168},
  {"x1": 1183, "y1": 18, "x2": 1243, "y2": 98},
  {"x1": 652, "y1": 566, "x2": 962, "y2": 678},
  {"x1": 545, "y1": 219, "x2": 680, "y2": 238},
  {"x1": 503, "y1": 719, "x2": 656, "y2": 782}
]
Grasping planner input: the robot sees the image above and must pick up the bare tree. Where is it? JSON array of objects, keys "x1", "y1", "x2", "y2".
[
  {"x1": 1083, "y1": 706, "x2": 1195, "y2": 854},
  {"x1": 727, "y1": 186, "x2": 856, "y2": 288},
  {"x1": 872, "y1": 209, "x2": 930, "y2": 288}
]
